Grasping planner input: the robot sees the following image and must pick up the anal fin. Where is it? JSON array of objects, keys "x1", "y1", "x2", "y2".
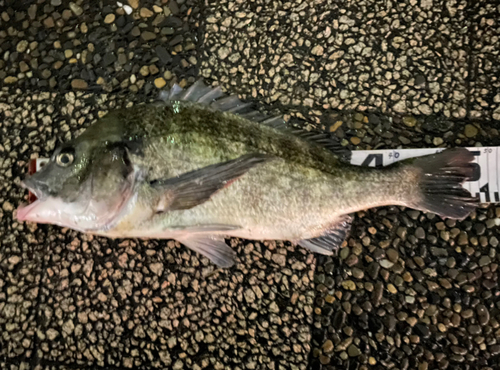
[
  {"x1": 177, "y1": 234, "x2": 236, "y2": 268},
  {"x1": 298, "y1": 216, "x2": 352, "y2": 255}
]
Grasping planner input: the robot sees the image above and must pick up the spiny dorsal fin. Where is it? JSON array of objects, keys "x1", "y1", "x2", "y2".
[{"x1": 156, "y1": 80, "x2": 351, "y2": 162}]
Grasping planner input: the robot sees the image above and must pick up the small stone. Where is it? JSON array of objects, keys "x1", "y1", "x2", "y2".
[
  {"x1": 415, "y1": 74, "x2": 426, "y2": 85},
  {"x1": 46, "y1": 329, "x2": 59, "y2": 340},
  {"x1": 272, "y1": 253, "x2": 286, "y2": 267},
  {"x1": 140, "y1": 66, "x2": 150, "y2": 76},
  {"x1": 150, "y1": 262, "x2": 163, "y2": 275},
  {"x1": 141, "y1": 31, "x2": 156, "y2": 41},
  {"x1": 8, "y1": 256, "x2": 21, "y2": 265},
  {"x1": 479, "y1": 256, "x2": 491, "y2": 267},
  {"x1": 347, "y1": 344, "x2": 361, "y2": 357},
  {"x1": 311, "y1": 45, "x2": 324, "y2": 56},
  {"x1": 477, "y1": 305, "x2": 490, "y2": 326},
  {"x1": 44, "y1": 17, "x2": 55, "y2": 28},
  {"x1": 319, "y1": 354, "x2": 330, "y2": 365},
  {"x1": 17, "y1": 40, "x2": 29, "y2": 53},
  {"x1": 128, "y1": 0, "x2": 139, "y2": 9},
  {"x1": 140, "y1": 7, "x2": 154, "y2": 17},
  {"x1": 149, "y1": 64, "x2": 159, "y2": 75},
  {"x1": 244, "y1": 288, "x2": 256, "y2": 303},
  {"x1": 464, "y1": 124, "x2": 478, "y2": 138},
  {"x1": 351, "y1": 137, "x2": 361, "y2": 145},
  {"x1": 414, "y1": 323, "x2": 430, "y2": 338},
  {"x1": 102, "y1": 53, "x2": 117, "y2": 66},
  {"x1": 352, "y1": 268, "x2": 364, "y2": 279},
  {"x1": 387, "y1": 284, "x2": 397, "y2": 294},
  {"x1": 380, "y1": 259, "x2": 394, "y2": 269},
  {"x1": 451, "y1": 346, "x2": 467, "y2": 356},
  {"x1": 322, "y1": 340, "x2": 334, "y2": 353},
  {"x1": 403, "y1": 116, "x2": 417, "y2": 127},
  {"x1": 2, "y1": 201, "x2": 14, "y2": 211},
  {"x1": 69, "y1": 2, "x2": 83, "y2": 15},
  {"x1": 156, "y1": 46, "x2": 172, "y2": 64},
  {"x1": 104, "y1": 14, "x2": 115, "y2": 23},
  {"x1": 386, "y1": 248, "x2": 399, "y2": 263},
  {"x1": 71, "y1": 79, "x2": 88, "y2": 90},
  {"x1": 345, "y1": 254, "x2": 358, "y2": 267},
  {"x1": 218, "y1": 46, "x2": 230, "y2": 60},
  {"x1": 4, "y1": 76, "x2": 18, "y2": 84},
  {"x1": 415, "y1": 227, "x2": 425, "y2": 239},
  {"x1": 341, "y1": 280, "x2": 356, "y2": 291},
  {"x1": 433, "y1": 137, "x2": 444, "y2": 146},
  {"x1": 330, "y1": 121, "x2": 343, "y2": 132},
  {"x1": 467, "y1": 325, "x2": 481, "y2": 335}
]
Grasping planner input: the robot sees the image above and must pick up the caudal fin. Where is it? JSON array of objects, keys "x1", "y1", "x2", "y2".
[{"x1": 409, "y1": 148, "x2": 478, "y2": 219}]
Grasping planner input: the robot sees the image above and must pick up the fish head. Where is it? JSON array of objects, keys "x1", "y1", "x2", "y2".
[{"x1": 17, "y1": 136, "x2": 140, "y2": 232}]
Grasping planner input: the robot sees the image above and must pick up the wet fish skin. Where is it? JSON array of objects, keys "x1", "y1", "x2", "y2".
[{"x1": 17, "y1": 81, "x2": 478, "y2": 267}]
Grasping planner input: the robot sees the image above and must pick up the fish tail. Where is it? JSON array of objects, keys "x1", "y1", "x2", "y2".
[{"x1": 407, "y1": 148, "x2": 478, "y2": 219}]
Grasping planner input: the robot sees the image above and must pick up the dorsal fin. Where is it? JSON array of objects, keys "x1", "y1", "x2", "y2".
[{"x1": 156, "y1": 80, "x2": 351, "y2": 162}]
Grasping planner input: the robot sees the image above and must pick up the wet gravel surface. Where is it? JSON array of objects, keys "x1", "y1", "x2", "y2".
[{"x1": 1, "y1": 0, "x2": 500, "y2": 370}]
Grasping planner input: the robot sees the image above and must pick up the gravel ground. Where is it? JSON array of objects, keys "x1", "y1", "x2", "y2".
[
  {"x1": 470, "y1": 2, "x2": 500, "y2": 121},
  {"x1": 1, "y1": 0, "x2": 500, "y2": 370}
]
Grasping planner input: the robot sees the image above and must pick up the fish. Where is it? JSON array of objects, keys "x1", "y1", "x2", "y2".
[{"x1": 16, "y1": 80, "x2": 478, "y2": 267}]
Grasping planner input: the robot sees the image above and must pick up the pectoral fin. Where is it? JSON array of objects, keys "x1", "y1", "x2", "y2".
[
  {"x1": 177, "y1": 234, "x2": 236, "y2": 267},
  {"x1": 298, "y1": 216, "x2": 352, "y2": 255},
  {"x1": 152, "y1": 153, "x2": 272, "y2": 212}
]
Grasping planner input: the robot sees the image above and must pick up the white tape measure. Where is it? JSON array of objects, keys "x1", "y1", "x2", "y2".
[
  {"x1": 30, "y1": 147, "x2": 499, "y2": 204},
  {"x1": 351, "y1": 147, "x2": 498, "y2": 204}
]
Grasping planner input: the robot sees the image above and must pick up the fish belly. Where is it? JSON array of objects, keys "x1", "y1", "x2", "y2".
[{"x1": 118, "y1": 161, "x2": 408, "y2": 242}]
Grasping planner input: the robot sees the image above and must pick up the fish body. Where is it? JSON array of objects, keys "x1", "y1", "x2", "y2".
[{"x1": 17, "y1": 81, "x2": 478, "y2": 267}]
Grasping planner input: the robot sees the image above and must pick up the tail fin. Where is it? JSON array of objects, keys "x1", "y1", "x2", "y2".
[{"x1": 409, "y1": 148, "x2": 478, "y2": 219}]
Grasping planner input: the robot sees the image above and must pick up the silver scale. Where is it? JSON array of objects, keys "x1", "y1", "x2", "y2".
[{"x1": 34, "y1": 146, "x2": 499, "y2": 204}]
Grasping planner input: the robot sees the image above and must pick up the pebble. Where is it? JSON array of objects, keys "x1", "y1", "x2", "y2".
[
  {"x1": 149, "y1": 262, "x2": 163, "y2": 276},
  {"x1": 71, "y1": 79, "x2": 88, "y2": 90},
  {"x1": 322, "y1": 340, "x2": 334, "y2": 353},
  {"x1": 386, "y1": 248, "x2": 399, "y2": 263},
  {"x1": 128, "y1": 0, "x2": 139, "y2": 9},
  {"x1": 379, "y1": 259, "x2": 394, "y2": 269},
  {"x1": 141, "y1": 31, "x2": 157, "y2": 41},
  {"x1": 403, "y1": 116, "x2": 417, "y2": 127},
  {"x1": 464, "y1": 124, "x2": 478, "y2": 138},
  {"x1": 347, "y1": 344, "x2": 361, "y2": 357},
  {"x1": 104, "y1": 14, "x2": 115, "y2": 23},
  {"x1": 140, "y1": 7, "x2": 154, "y2": 17},
  {"x1": 154, "y1": 77, "x2": 167, "y2": 88},
  {"x1": 311, "y1": 45, "x2": 324, "y2": 56},
  {"x1": 17, "y1": 40, "x2": 29, "y2": 53},
  {"x1": 4, "y1": 76, "x2": 18, "y2": 84},
  {"x1": 69, "y1": 2, "x2": 83, "y2": 15}
]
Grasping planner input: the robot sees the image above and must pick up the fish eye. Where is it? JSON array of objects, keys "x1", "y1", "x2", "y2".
[{"x1": 56, "y1": 151, "x2": 75, "y2": 167}]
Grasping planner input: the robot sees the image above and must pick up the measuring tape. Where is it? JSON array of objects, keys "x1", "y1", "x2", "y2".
[{"x1": 27, "y1": 147, "x2": 499, "y2": 204}]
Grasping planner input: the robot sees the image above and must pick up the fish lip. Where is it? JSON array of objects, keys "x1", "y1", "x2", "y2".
[
  {"x1": 15, "y1": 199, "x2": 41, "y2": 222},
  {"x1": 20, "y1": 179, "x2": 48, "y2": 201}
]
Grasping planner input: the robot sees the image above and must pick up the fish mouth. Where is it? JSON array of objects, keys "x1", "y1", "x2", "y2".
[
  {"x1": 16, "y1": 180, "x2": 50, "y2": 223},
  {"x1": 16, "y1": 200, "x2": 43, "y2": 222},
  {"x1": 20, "y1": 178, "x2": 49, "y2": 200}
]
